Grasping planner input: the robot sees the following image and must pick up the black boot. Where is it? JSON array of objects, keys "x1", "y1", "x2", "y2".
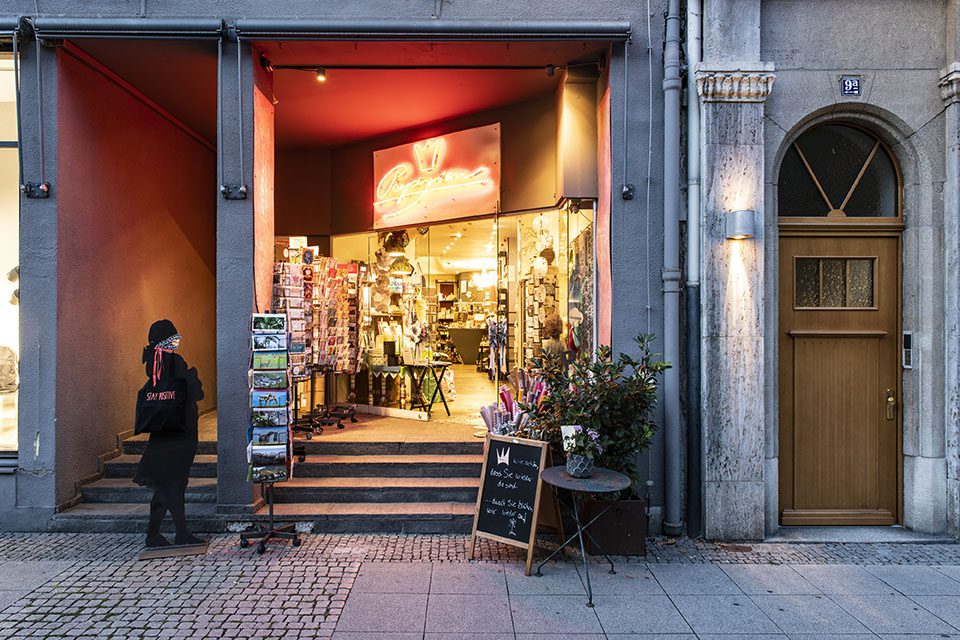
[
  {"x1": 146, "y1": 534, "x2": 172, "y2": 548},
  {"x1": 174, "y1": 533, "x2": 206, "y2": 546}
]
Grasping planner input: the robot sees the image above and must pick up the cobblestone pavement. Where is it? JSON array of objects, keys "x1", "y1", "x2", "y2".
[{"x1": 0, "y1": 533, "x2": 958, "y2": 638}]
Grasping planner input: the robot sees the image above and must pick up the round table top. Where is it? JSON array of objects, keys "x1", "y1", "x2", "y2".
[{"x1": 540, "y1": 465, "x2": 631, "y2": 494}]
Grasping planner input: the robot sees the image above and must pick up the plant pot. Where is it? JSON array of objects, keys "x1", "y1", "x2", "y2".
[
  {"x1": 566, "y1": 454, "x2": 594, "y2": 478},
  {"x1": 581, "y1": 497, "x2": 647, "y2": 556}
]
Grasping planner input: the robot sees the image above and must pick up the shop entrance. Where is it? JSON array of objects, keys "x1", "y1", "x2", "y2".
[{"x1": 777, "y1": 123, "x2": 902, "y2": 525}]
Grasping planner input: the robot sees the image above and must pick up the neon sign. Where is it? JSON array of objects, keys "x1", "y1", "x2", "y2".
[{"x1": 373, "y1": 124, "x2": 501, "y2": 229}]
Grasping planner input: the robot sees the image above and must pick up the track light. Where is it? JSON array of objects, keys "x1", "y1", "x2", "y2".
[{"x1": 315, "y1": 67, "x2": 327, "y2": 82}]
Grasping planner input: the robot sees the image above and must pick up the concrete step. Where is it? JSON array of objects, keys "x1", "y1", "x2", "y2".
[
  {"x1": 103, "y1": 454, "x2": 218, "y2": 478},
  {"x1": 262, "y1": 502, "x2": 475, "y2": 534},
  {"x1": 272, "y1": 477, "x2": 479, "y2": 503},
  {"x1": 292, "y1": 454, "x2": 483, "y2": 478},
  {"x1": 123, "y1": 438, "x2": 217, "y2": 456},
  {"x1": 80, "y1": 478, "x2": 217, "y2": 504},
  {"x1": 50, "y1": 502, "x2": 224, "y2": 533},
  {"x1": 293, "y1": 438, "x2": 483, "y2": 456}
]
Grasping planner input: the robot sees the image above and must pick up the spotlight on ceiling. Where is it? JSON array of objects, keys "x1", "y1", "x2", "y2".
[{"x1": 315, "y1": 67, "x2": 327, "y2": 82}]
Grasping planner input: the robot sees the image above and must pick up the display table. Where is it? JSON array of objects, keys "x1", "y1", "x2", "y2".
[
  {"x1": 404, "y1": 361, "x2": 451, "y2": 416},
  {"x1": 536, "y1": 466, "x2": 631, "y2": 607},
  {"x1": 448, "y1": 327, "x2": 486, "y2": 365}
]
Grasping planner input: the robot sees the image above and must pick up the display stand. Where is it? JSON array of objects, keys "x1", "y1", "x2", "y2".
[{"x1": 240, "y1": 482, "x2": 300, "y2": 554}]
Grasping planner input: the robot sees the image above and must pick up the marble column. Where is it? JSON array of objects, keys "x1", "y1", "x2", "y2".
[
  {"x1": 941, "y1": 63, "x2": 960, "y2": 536},
  {"x1": 696, "y1": 64, "x2": 775, "y2": 540}
]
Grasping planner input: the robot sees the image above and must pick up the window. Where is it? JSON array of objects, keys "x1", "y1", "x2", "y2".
[
  {"x1": 0, "y1": 54, "x2": 17, "y2": 451},
  {"x1": 779, "y1": 124, "x2": 898, "y2": 218},
  {"x1": 795, "y1": 257, "x2": 875, "y2": 309}
]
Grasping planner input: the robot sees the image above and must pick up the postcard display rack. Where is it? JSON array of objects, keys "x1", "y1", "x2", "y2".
[
  {"x1": 312, "y1": 258, "x2": 361, "y2": 422},
  {"x1": 243, "y1": 312, "x2": 301, "y2": 553}
]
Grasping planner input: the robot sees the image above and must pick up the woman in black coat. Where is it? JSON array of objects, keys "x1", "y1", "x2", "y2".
[{"x1": 134, "y1": 319, "x2": 205, "y2": 547}]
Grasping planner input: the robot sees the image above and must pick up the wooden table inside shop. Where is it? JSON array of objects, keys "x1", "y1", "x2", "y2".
[{"x1": 404, "y1": 361, "x2": 452, "y2": 416}]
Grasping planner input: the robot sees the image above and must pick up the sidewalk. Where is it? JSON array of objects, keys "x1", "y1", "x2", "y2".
[{"x1": 0, "y1": 533, "x2": 959, "y2": 639}]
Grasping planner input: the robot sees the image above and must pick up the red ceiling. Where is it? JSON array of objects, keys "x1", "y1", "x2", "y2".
[{"x1": 73, "y1": 39, "x2": 607, "y2": 150}]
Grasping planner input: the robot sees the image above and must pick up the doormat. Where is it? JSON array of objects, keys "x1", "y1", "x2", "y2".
[{"x1": 137, "y1": 542, "x2": 209, "y2": 561}]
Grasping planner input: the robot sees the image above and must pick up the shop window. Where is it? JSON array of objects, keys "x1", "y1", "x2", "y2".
[
  {"x1": 0, "y1": 54, "x2": 17, "y2": 451},
  {"x1": 778, "y1": 124, "x2": 898, "y2": 218}
]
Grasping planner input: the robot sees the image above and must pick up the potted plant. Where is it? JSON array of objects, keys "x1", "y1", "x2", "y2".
[
  {"x1": 561, "y1": 425, "x2": 604, "y2": 478},
  {"x1": 520, "y1": 334, "x2": 669, "y2": 554}
]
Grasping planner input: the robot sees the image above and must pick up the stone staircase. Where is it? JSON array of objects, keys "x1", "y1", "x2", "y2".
[{"x1": 52, "y1": 430, "x2": 483, "y2": 534}]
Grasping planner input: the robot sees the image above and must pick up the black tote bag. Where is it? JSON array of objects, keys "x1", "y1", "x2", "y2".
[{"x1": 134, "y1": 368, "x2": 188, "y2": 435}]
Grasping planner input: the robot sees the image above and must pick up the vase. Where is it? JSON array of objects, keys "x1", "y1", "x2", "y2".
[{"x1": 566, "y1": 454, "x2": 594, "y2": 478}]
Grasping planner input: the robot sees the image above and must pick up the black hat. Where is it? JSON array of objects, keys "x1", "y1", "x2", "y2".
[{"x1": 148, "y1": 319, "x2": 178, "y2": 345}]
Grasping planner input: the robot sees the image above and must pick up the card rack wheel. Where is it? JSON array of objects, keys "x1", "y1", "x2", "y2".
[
  {"x1": 298, "y1": 455, "x2": 306, "y2": 463},
  {"x1": 305, "y1": 432, "x2": 313, "y2": 440},
  {"x1": 350, "y1": 416, "x2": 358, "y2": 423},
  {"x1": 240, "y1": 539, "x2": 250, "y2": 549},
  {"x1": 257, "y1": 542, "x2": 266, "y2": 554},
  {"x1": 293, "y1": 536, "x2": 301, "y2": 547}
]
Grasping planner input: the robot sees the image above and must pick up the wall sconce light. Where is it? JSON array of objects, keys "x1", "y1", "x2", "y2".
[
  {"x1": 725, "y1": 209, "x2": 755, "y2": 240},
  {"x1": 315, "y1": 67, "x2": 327, "y2": 82}
]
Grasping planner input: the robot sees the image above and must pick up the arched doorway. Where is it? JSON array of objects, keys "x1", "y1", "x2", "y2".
[{"x1": 777, "y1": 123, "x2": 903, "y2": 525}]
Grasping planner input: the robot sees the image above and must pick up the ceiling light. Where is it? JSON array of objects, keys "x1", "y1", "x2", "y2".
[{"x1": 315, "y1": 67, "x2": 327, "y2": 82}]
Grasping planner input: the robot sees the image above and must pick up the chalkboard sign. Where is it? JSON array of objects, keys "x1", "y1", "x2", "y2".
[{"x1": 468, "y1": 435, "x2": 549, "y2": 575}]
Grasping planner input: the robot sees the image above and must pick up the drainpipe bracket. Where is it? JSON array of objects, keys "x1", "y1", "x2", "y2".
[
  {"x1": 21, "y1": 182, "x2": 50, "y2": 199},
  {"x1": 221, "y1": 184, "x2": 248, "y2": 200}
]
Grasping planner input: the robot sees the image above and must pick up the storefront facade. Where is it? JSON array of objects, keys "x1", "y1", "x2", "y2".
[
  {"x1": 2, "y1": 1, "x2": 959, "y2": 541},
  {"x1": 0, "y1": 3, "x2": 674, "y2": 533}
]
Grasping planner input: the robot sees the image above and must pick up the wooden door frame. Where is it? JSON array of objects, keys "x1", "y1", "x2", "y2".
[{"x1": 777, "y1": 220, "x2": 904, "y2": 525}]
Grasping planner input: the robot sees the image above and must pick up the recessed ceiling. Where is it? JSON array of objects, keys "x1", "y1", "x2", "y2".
[{"x1": 69, "y1": 38, "x2": 605, "y2": 150}]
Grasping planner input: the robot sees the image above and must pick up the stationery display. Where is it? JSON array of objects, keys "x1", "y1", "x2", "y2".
[
  {"x1": 313, "y1": 257, "x2": 360, "y2": 373},
  {"x1": 247, "y1": 313, "x2": 293, "y2": 485},
  {"x1": 273, "y1": 264, "x2": 309, "y2": 376}
]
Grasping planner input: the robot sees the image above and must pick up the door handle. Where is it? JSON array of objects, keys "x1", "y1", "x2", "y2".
[{"x1": 885, "y1": 388, "x2": 896, "y2": 421}]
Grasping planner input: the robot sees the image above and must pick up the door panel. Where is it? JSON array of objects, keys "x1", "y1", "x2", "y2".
[{"x1": 779, "y1": 233, "x2": 900, "y2": 525}]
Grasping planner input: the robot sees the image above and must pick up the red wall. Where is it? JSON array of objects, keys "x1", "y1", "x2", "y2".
[{"x1": 55, "y1": 49, "x2": 217, "y2": 505}]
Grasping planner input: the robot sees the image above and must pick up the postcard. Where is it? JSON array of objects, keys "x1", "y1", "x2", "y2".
[
  {"x1": 251, "y1": 389, "x2": 288, "y2": 408},
  {"x1": 251, "y1": 371, "x2": 288, "y2": 390},
  {"x1": 252, "y1": 313, "x2": 287, "y2": 333},
  {"x1": 251, "y1": 465, "x2": 288, "y2": 483},
  {"x1": 250, "y1": 444, "x2": 288, "y2": 466},
  {"x1": 252, "y1": 350, "x2": 288, "y2": 371},
  {"x1": 251, "y1": 408, "x2": 289, "y2": 428},
  {"x1": 252, "y1": 333, "x2": 287, "y2": 351},
  {"x1": 251, "y1": 425, "x2": 289, "y2": 445}
]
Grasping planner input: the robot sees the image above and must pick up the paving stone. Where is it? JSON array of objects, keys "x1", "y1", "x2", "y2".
[
  {"x1": 343, "y1": 563, "x2": 431, "y2": 594},
  {"x1": 863, "y1": 565, "x2": 960, "y2": 595},
  {"x1": 830, "y1": 593, "x2": 957, "y2": 634},
  {"x1": 575, "y1": 562, "x2": 664, "y2": 595},
  {"x1": 425, "y1": 594, "x2": 512, "y2": 633},
  {"x1": 429, "y1": 562, "x2": 506, "y2": 594},
  {"x1": 904, "y1": 595, "x2": 960, "y2": 630},
  {"x1": 591, "y1": 595, "x2": 691, "y2": 635},
  {"x1": 751, "y1": 594, "x2": 871, "y2": 635},
  {"x1": 509, "y1": 594, "x2": 603, "y2": 634},
  {"x1": 791, "y1": 565, "x2": 897, "y2": 595},
  {"x1": 721, "y1": 564, "x2": 820, "y2": 594},
  {"x1": 331, "y1": 634, "x2": 422, "y2": 640},
  {"x1": 672, "y1": 594, "x2": 781, "y2": 635},
  {"x1": 505, "y1": 562, "x2": 584, "y2": 595},
  {"x1": 649, "y1": 564, "x2": 742, "y2": 595},
  {"x1": 333, "y1": 593, "x2": 427, "y2": 633}
]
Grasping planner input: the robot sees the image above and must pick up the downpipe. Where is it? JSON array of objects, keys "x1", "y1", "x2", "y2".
[{"x1": 661, "y1": 0, "x2": 683, "y2": 537}]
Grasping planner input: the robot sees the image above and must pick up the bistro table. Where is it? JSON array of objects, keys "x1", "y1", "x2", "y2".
[
  {"x1": 536, "y1": 465, "x2": 631, "y2": 607},
  {"x1": 404, "y1": 361, "x2": 452, "y2": 416}
]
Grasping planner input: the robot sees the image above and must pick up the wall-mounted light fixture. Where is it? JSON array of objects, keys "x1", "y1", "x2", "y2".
[
  {"x1": 315, "y1": 67, "x2": 327, "y2": 83},
  {"x1": 725, "y1": 209, "x2": 755, "y2": 240}
]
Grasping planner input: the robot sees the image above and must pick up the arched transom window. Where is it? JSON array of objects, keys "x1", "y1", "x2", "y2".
[{"x1": 778, "y1": 124, "x2": 899, "y2": 218}]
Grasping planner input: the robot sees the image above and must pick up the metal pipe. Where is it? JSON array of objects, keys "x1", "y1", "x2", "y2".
[
  {"x1": 661, "y1": 0, "x2": 683, "y2": 537},
  {"x1": 234, "y1": 19, "x2": 631, "y2": 41},
  {"x1": 31, "y1": 17, "x2": 223, "y2": 39},
  {"x1": 684, "y1": 0, "x2": 704, "y2": 539}
]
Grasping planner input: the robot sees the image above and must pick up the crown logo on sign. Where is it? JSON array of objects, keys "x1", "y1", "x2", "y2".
[
  {"x1": 496, "y1": 447, "x2": 510, "y2": 466},
  {"x1": 413, "y1": 137, "x2": 446, "y2": 175}
]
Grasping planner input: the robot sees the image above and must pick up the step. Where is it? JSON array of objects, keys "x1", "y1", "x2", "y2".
[
  {"x1": 272, "y1": 477, "x2": 479, "y2": 503},
  {"x1": 80, "y1": 478, "x2": 217, "y2": 504},
  {"x1": 103, "y1": 454, "x2": 218, "y2": 478},
  {"x1": 262, "y1": 502, "x2": 475, "y2": 533},
  {"x1": 123, "y1": 438, "x2": 217, "y2": 456},
  {"x1": 292, "y1": 454, "x2": 483, "y2": 478},
  {"x1": 294, "y1": 439, "x2": 483, "y2": 456},
  {"x1": 50, "y1": 502, "x2": 224, "y2": 533}
]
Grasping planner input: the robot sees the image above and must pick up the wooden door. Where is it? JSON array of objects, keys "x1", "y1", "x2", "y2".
[{"x1": 778, "y1": 231, "x2": 900, "y2": 525}]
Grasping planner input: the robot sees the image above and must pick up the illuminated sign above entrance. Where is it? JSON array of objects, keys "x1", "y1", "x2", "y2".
[{"x1": 373, "y1": 123, "x2": 501, "y2": 229}]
